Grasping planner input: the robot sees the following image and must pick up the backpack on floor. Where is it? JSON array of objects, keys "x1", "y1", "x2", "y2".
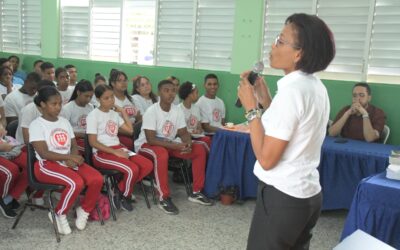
[{"x1": 89, "y1": 194, "x2": 110, "y2": 221}]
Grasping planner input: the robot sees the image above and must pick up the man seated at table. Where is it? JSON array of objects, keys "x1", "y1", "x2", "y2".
[
  {"x1": 328, "y1": 82, "x2": 386, "y2": 142},
  {"x1": 196, "y1": 73, "x2": 226, "y2": 133}
]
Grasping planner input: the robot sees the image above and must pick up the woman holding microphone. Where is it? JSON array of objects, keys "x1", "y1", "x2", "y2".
[{"x1": 238, "y1": 13, "x2": 335, "y2": 249}]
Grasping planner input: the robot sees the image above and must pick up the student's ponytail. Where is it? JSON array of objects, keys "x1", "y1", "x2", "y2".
[{"x1": 34, "y1": 86, "x2": 60, "y2": 107}]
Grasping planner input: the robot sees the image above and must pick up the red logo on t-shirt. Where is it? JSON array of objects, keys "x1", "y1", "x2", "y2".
[
  {"x1": 188, "y1": 114, "x2": 198, "y2": 129},
  {"x1": 162, "y1": 120, "x2": 175, "y2": 137},
  {"x1": 105, "y1": 120, "x2": 118, "y2": 136},
  {"x1": 50, "y1": 128, "x2": 70, "y2": 149},
  {"x1": 124, "y1": 105, "x2": 137, "y2": 117},
  {"x1": 213, "y1": 109, "x2": 221, "y2": 122},
  {"x1": 79, "y1": 115, "x2": 87, "y2": 128}
]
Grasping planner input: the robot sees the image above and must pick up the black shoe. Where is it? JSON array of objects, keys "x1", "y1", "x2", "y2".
[
  {"x1": 188, "y1": 192, "x2": 214, "y2": 206},
  {"x1": 112, "y1": 189, "x2": 121, "y2": 210},
  {"x1": 158, "y1": 197, "x2": 179, "y2": 215},
  {"x1": 10, "y1": 199, "x2": 21, "y2": 210},
  {"x1": 0, "y1": 199, "x2": 17, "y2": 219},
  {"x1": 120, "y1": 196, "x2": 134, "y2": 212}
]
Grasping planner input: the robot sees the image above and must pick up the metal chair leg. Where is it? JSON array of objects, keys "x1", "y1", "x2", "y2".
[
  {"x1": 140, "y1": 181, "x2": 151, "y2": 209},
  {"x1": 150, "y1": 177, "x2": 157, "y2": 205},
  {"x1": 105, "y1": 176, "x2": 117, "y2": 221},
  {"x1": 95, "y1": 202, "x2": 104, "y2": 225},
  {"x1": 48, "y1": 191, "x2": 61, "y2": 243}
]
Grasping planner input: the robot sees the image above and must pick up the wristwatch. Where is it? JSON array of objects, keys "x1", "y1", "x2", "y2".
[{"x1": 245, "y1": 108, "x2": 262, "y2": 122}]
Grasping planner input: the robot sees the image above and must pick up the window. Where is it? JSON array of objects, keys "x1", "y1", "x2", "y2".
[
  {"x1": 262, "y1": 0, "x2": 400, "y2": 83},
  {"x1": 60, "y1": 0, "x2": 234, "y2": 71},
  {"x1": 0, "y1": 0, "x2": 41, "y2": 55}
]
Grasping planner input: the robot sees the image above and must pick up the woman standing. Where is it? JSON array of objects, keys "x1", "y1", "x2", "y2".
[{"x1": 238, "y1": 13, "x2": 335, "y2": 249}]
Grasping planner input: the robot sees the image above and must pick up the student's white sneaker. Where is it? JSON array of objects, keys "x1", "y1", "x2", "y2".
[
  {"x1": 48, "y1": 212, "x2": 72, "y2": 235},
  {"x1": 75, "y1": 206, "x2": 89, "y2": 230},
  {"x1": 32, "y1": 197, "x2": 45, "y2": 206}
]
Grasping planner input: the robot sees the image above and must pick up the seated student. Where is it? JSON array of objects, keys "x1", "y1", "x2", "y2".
[
  {"x1": 4, "y1": 72, "x2": 40, "y2": 124},
  {"x1": 196, "y1": 73, "x2": 226, "y2": 133},
  {"x1": 65, "y1": 64, "x2": 78, "y2": 90},
  {"x1": 8, "y1": 55, "x2": 27, "y2": 81},
  {"x1": 178, "y1": 81, "x2": 211, "y2": 151},
  {"x1": 61, "y1": 80, "x2": 94, "y2": 153},
  {"x1": 328, "y1": 82, "x2": 386, "y2": 142},
  {"x1": 29, "y1": 86, "x2": 103, "y2": 235},
  {"x1": 0, "y1": 96, "x2": 6, "y2": 128},
  {"x1": 0, "y1": 124, "x2": 28, "y2": 219},
  {"x1": 16, "y1": 80, "x2": 55, "y2": 145},
  {"x1": 90, "y1": 73, "x2": 107, "y2": 107},
  {"x1": 40, "y1": 62, "x2": 55, "y2": 82},
  {"x1": 0, "y1": 66, "x2": 21, "y2": 99},
  {"x1": 135, "y1": 80, "x2": 213, "y2": 215},
  {"x1": 33, "y1": 59, "x2": 43, "y2": 77},
  {"x1": 86, "y1": 85, "x2": 153, "y2": 212},
  {"x1": 55, "y1": 67, "x2": 73, "y2": 105},
  {"x1": 166, "y1": 76, "x2": 180, "y2": 105},
  {"x1": 109, "y1": 70, "x2": 141, "y2": 149},
  {"x1": 0, "y1": 58, "x2": 24, "y2": 86},
  {"x1": 132, "y1": 75, "x2": 158, "y2": 114}
]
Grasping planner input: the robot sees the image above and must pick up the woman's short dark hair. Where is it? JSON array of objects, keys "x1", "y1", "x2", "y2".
[
  {"x1": 55, "y1": 67, "x2": 67, "y2": 78},
  {"x1": 94, "y1": 73, "x2": 106, "y2": 85},
  {"x1": 69, "y1": 79, "x2": 94, "y2": 102},
  {"x1": 178, "y1": 81, "x2": 196, "y2": 100},
  {"x1": 353, "y1": 82, "x2": 371, "y2": 95},
  {"x1": 33, "y1": 86, "x2": 60, "y2": 106},
  {"x1": 94, "y1": 84, "x2": 113, "y2": 99},
  {"x1": 285, "y1": 13, "x2": 335, "y2": 74}
]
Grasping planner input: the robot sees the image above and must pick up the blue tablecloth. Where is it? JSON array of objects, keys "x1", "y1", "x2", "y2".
[
  {"x1": 204, "y1": 129, "x2": 257, "y2": 199},
  {"x1": 319, "y1": 137, "x2": 398, "y2": 210},
  {"x1": 341, "y1": 173, "x2": 400, "y2": 249},
  {"x1": 204, "y1": 131, "x2": 399, "y2": 209}
]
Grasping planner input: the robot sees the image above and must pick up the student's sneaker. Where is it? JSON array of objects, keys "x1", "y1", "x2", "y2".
[
  {"x1": 75, "y1": 206, "x2": 89, "y2": 230},
  {"x1": 120, "y1": 196, "x2": 134, "y2": 212},
  {"x1": 10, "y1": 199, "x2": 21, "y2": 210},
  {"x1": 158, "y1": 197, "x2": 179, "y2": 215},
  {"x1": 48, "y1": 212, "x2": 72, "y2": 235},
  {"x1": 112, "y1": 189, "x2": 121, "y2": 210},
  {"x1": 0, "y1": 199, "x2": 17, "y2": 219},
  {"x1": 32, "y1": 197, "x2": 45, "y2": 206},
  {"x1": 188, "y1": 192, "x2": 214, "y2": 206}
]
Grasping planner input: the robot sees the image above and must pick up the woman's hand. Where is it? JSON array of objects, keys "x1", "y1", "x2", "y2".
[
  {"x1": 113, "y1": 105, "x2": 124, "y2": 113},
  {"x1": 69, "y1": 154, "x2": 84, "y2": 165},
  {"x1": 113, "y1": 148, "x2": 129, "y2": 159},
  {"x1": 238, "y1": 71, "x2": 258, "y2": 112},
  {"x1": 0, "y1": 142, "x2": 14, "y2": 152},
  {"x1": 0, "y1": 127, "x2": 7, "y2": 138}
]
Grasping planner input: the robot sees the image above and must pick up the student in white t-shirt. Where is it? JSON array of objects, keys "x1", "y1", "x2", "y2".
[
  {"x1": 196, "y1": 73, "x2": 226, "y2": 133},
  {"x1": 55, "y1": 67, "x2": 73, "y2": 105},
  {"x1": 65, "y1": 64, "x2": 78, "y2": 90},
  {"x1": 166, "y1": 76, "x2": 180, "y2": 105},
  {"x1": 131, "y1": 75, "x2": 158, "y2": 114},
  {"x1": 4, "y1": 72, "x2": 40, "y2": 124},
  {"x1": 109, "y1": 70, "x2": 141, "y2": 150},
  {"x1": 29, "y1": 86, "x2": 102, "y2": 235},
  {"x1": 87, "y1": 84, "x2": 153, "y2": 212},
  {"x1": 0, "y1": 94, "x2": 6, "y2": 128},
  {"x1": 178, "y1": 81, "x2": 211, "y2": 152},
  {"x1": 16, "y1": 80, "x2": 56, "y2": 145},
  {"x1": 0, "y1": 66, "x2": 21, "y2": 99},
  {"x1": 90, "y1": 73, "x2": 107, "y2": 107},
  {"x1": 135, "y1": 80, "x2": 213, "y2": 215},
  {"x1": 40, "y1": 62, "x2": 55, "y2": 82},
  {"x1": 61, "y1": 80, "x2": 94, "y2": 153}
]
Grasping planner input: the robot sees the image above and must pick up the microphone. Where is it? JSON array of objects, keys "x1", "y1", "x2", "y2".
[{"x1": 235, "y1": 61, "x2": 264, "y2": 108}]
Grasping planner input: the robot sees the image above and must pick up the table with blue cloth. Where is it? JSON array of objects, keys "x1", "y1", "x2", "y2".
[
  {"x1": 319, "y1": 136, "x2": 398, "y2": 210},
  {"x1": 204, "y1": 130, "x2": 398, "y2": 210},
  {"x1": 204, "y1": 129, "x2": 257, "y2": 199},
  {"x1": 341, "y1": 173, "x2": 400, "y2": 249}
]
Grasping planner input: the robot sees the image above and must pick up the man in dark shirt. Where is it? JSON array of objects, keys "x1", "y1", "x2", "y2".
[{"x1": 328, "y1": 82, "x2": 386, "y2": 142}]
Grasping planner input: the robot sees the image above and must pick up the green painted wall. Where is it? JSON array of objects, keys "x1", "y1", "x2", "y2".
[{"x1": 1, "y1": 0, "x2": 399, "y2": 144}]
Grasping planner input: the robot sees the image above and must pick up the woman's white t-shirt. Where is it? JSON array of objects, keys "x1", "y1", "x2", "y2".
[
  {"x1": 132, "y1": 94, "x2": 154, "y2": 115},
  {"x1": 61, "y1": 101, "x2": 94, "y2": 134},
  {"x1": 16, "y1": 102, "x2": 42, "y2": 143},
  {"x1": 134, "y1": 102, "x2": 186, "y2": 152},
  {"x1": 177, "y1": 103, "x2": 201, "y2": 133},
  {"x1": 59, "y1": 88, "x2": 74, "y2": 105},
  {"x1": 29, "y1": 116, "x2": 75, "y2": 163},
  {"x1": 4, "y1": 90, "x2": 34, "y2": 119},
  {"x1": 86, "y1": 108, "x2": 124, "y2": 152},
  {"x1": 254, "y1": 70, "x2": 330, "y2": 199},
  {"x1": 114, "y1": 96, "x2": 139, "y2": 124}
]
